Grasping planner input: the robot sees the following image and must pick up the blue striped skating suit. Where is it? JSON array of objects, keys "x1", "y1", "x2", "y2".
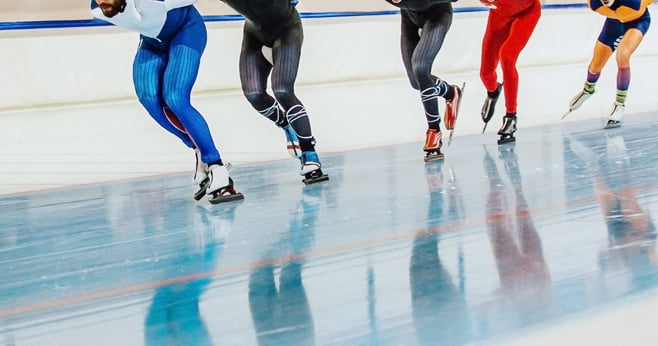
[{"x1": 91, "y1": 0, "x2": 222, "y2": 165}]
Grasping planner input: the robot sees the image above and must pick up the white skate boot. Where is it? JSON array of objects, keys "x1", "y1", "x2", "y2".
[
  {"x1": 562, "y1": 87, "x2": 595, "y2": 119},
  {"x1": 206, "y1": 164, "x2": 244, "y2": 204},
  {"x1": 605, "y1": 101, "x2": 624, "y2": 129},
  {"x1": 193, "y1": 148, "x2": 210, "y2": 201}
]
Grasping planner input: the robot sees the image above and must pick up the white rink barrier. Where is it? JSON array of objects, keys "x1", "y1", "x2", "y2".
[{"x1": 2, "y1": 5, "x2": 657, "y2": 110}]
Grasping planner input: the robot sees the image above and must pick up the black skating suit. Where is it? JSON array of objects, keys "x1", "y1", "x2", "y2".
[
  {"x1": 220, "y1": 0, "x2": 316, "y2": 151},
  {"x1": 384, "y1": 0, "x2": 457, "y2": 130}
]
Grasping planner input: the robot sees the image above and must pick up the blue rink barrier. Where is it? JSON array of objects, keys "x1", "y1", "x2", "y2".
[{"x1": 0, "y1": 4, "x2": 588, "y2": 31}]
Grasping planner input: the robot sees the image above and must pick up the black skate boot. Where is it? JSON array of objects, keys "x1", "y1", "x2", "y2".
[
  {"x1": 300, "y1": 151, "x2": 329, "y2": 185},
  {"x1": 481, "y1": 83, "x2": 502, "y2": 133},
  {"x1": 497, "y1": 113, "x2": 517, "y2": 145}
]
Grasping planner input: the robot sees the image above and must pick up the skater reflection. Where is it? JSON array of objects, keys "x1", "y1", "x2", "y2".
[
  {"x1": 568, "y1": 134, "x2": 658, "y2": 293},
  {"x1": 0, "y1": 197, "x2": 25, "y2": 249},
  {"x1": 248, "y1": 184, "x2": 322, "y2": 346},
  {"x1": 144, "y1": 201, "x2": 242, "y2": 346},
  {"x1": 409, "y1": 162, "x2": 469, "y2": 345},
  {"x1": 482, "y1": 145, "x2": 551, "y2": 324}
]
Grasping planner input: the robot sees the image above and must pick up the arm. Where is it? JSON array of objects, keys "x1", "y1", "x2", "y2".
[
  {"x1": 589, "y1": 0, "x2": 619, "y2": 19},
  {"x1": 615, "y1": 0, "x2": 652, "y2": 22},
  {"x1": 592, "y1": 0, "x2": 651, "y2": 22}
]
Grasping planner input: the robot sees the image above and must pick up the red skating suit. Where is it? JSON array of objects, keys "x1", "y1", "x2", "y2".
[{"x1": 480, "y1": 0, "x2": 541, "y2": 114}]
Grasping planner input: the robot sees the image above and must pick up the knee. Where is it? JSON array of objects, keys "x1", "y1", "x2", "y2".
[
  {"x1": 479, "y1": 68, "x2": 491, "y2": 81},
  {"x1": 411, "y1": 60, "x2": 431, "y2": 81},
  {"x1": 162, "y1": 92, "x2": 190, "y2": 113},
  {"x1": 499, "y1": 55, "x2": 518, "y2": 73},
  {"x1": 243, "y1": 89, "x2": 267, "y2": 106},
  {"x1": 615, "y1": 49, "x2": 632, "y2": 67},
  {"x1": 136, "y1": 90, "x2": 160, "y2": 111},
  {"x1": 273, "y1": 88, "x2": 295, "y2": 105}
]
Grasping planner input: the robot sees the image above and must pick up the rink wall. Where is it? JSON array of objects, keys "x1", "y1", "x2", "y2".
[
  {"x1": 3, "y1": 2, "x2": 656, "y2": 111},
  {"x1": 0, "y1": 0, "x2": 572, "y2": 21}
]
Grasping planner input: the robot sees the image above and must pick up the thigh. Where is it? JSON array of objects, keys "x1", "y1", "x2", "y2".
[
  {"x1": 414, "y1": 9, "x2": 452, "y2": 63},
  {"x1": 617, "y1": 13, "x2": 651, "y2": 55},
  {"x1": 133, "y1": 41, "x2": 166, "y2": 101},
  {"x1": 597, "y1": 18, "x2": 625, "y2": 51},
  {"x1": 483, "y1": 10, "x2": 514, "y2": 51},
  {"x1": 501, "y1": 5, "x2": 540, "y2": 57},
  {"x1": 163, "y1": 20, "x2": 207, "y2": 95},
  {"x1": 240, "y1": 30, "x2": 272, "y2": 93},
  {"x1": 400, "y1": 12, "x2": 421, "y2": 67},
  {"x1": 271, "y1": 23, "x2": 303, "y2": 90}
]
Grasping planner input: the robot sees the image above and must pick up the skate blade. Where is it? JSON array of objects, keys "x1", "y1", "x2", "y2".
[
  {"x1": 561, "y1": 110, "x2": 572, "y2": 120},
  {"x1": 424, "y1": 152, "x2": 445, "y2": 162},
  {"x1": 444, "y1": 82, "x2": 466, "y2": 131},
  {"x1": 604, "y1": 120, "x2": 621, "y2": 129},
  {"x1": 447, "y1": 129, "x2": 455, "y2": 146},
  {"x1": 497, "y1": 137, "x2": 516, "y2": 145},
  {"x1": 193, "y1": 178, "x2": 211, "y2": 201},
  {"x1": 482, "y1": 122, "x2": 489, "y2": 134},
  {"x1": 452, "y1": 82, "x2": 466, "y2": 132},
  {"x1": 209, "y1": 192, "x2": 245, "y2": 204},
  {"x1": 303, "y1": 174, "x2": 329, "y2": 185}
]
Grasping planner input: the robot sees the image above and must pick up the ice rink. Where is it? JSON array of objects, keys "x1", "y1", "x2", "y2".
[{"x1": 2, "y1": 4, "x2": 658, "y2": 346}]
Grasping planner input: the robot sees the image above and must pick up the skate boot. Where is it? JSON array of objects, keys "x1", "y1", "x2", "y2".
[
  {"x1": 282, "y1": 124, "x2": 302, "y2": 158},
  {"x1": 604, "y1": 101, "x2": 624, "y2": 129},
  {"x1": 481, "y1": 83, "x2": 502, "y2": 133},
  {"x1": 193, "y1": 148, "x2": 210, "y2": 201},
  {"x1": 206, "y1": 164, "x2": 244, "y2": 204},
  {"x1": 444, "y1": 83, "x2": 465, "y2": 145},
  {"x1": 423, "y1": 128, "x2": 444, "y2": 162},
  {"x1": 562, "y1": 87, "x2": 595, "y2": 119},
  {"x1": 497, "y1": 113, "x2": 517, "y2": 145},
  {"x1": 300, "y1": 151, "x2": 329, "y2": 185}
]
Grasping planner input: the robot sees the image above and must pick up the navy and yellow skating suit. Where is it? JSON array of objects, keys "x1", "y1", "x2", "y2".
[
  {"x1": 589, "y1": 0, "x2": 652, "y2": 22},
  {"x1": 588, "y1": 0, "x2": 652, "y2": 50},
  {"x1": 220, "y1": 0, "x2": 301, "y2": 46}
]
